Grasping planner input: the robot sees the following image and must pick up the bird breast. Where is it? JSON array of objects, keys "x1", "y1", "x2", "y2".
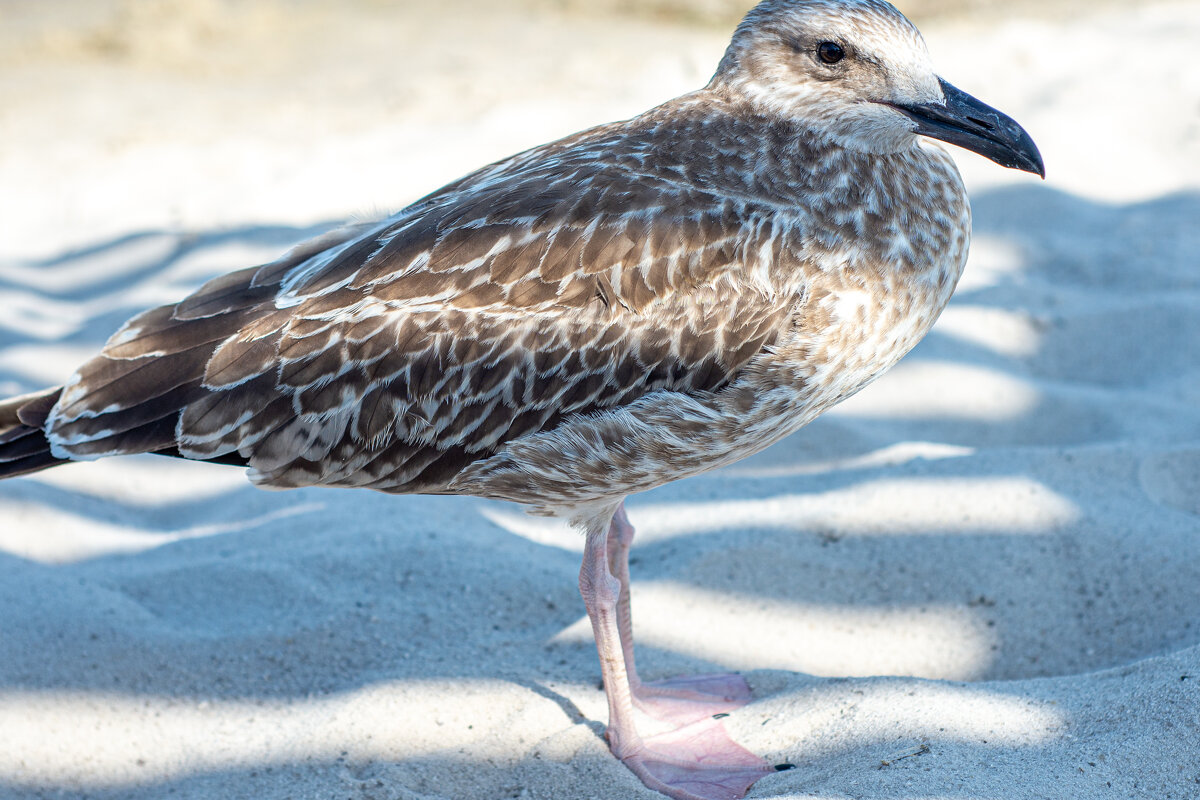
[{"x1": 766, "y1": 142, "x2": 971, "y2": 417}]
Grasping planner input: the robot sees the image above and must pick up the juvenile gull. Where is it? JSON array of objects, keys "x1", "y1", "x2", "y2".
[{"x1": 0, "y1": 1, "x2": 1043, "y2": 798}]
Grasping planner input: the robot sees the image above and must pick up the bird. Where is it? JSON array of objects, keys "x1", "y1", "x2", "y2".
[{"x1": 0, "y1": 1, "x2": 1043, "y2": 798}]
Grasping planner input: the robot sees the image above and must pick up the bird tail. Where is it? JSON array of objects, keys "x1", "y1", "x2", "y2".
[{"x1": 0, "y1": 387, "x2": 69, "y2": 479}]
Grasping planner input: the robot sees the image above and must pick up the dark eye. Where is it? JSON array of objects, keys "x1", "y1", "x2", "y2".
[{"x1": 817, "y1": 41, "x2": 845, "y2": 65}]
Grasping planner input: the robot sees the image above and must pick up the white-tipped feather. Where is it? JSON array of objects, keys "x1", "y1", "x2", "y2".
[{"x1": 25, "y1": 0, "x2": 973, "y2": 508}]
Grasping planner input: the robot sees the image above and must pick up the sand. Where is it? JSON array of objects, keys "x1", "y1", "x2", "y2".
[{"x1": 1, "y1": 1, "x2": 1198, "y2": 798}]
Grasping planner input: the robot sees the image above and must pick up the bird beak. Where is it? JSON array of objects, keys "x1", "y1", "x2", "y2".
[{"x1": 890, "y1": 78, "x2": 1045, "y2": 178}]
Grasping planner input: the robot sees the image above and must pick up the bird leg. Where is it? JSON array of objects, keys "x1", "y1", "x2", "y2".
[
  {"x1": 580, "y1": 502, "x2": 772, "y2": 800},
  {"x1": 605, "y1": 502, "x2": 754, "y2": 726}
]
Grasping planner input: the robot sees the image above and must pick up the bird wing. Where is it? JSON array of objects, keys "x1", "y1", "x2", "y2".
[{"x1": 46, "y1": 131, "x2": 798, "y2": 493}]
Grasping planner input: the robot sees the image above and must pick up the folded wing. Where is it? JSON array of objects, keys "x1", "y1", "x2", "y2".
[{"x1": 45, "y1": 130, "x2": 795, "y2": 494}]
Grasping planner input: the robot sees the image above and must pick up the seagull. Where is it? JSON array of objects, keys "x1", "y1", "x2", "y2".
[{"x1": 0, "y1": 1, "x2": 1042, "y2": 797}]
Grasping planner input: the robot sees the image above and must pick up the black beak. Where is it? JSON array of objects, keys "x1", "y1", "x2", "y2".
[{"x1": 890, "y1": 78, "x2": 1045, "y2": 178}]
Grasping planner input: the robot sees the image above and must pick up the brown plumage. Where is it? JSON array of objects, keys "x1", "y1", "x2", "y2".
[{"x1": 0, "y1": 1, "x2": 1043, "y2": 798}]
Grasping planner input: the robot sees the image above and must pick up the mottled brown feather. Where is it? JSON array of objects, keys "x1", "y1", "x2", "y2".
[{"x1": 29, "y1": 71, "x2": 970, "y2": 507}]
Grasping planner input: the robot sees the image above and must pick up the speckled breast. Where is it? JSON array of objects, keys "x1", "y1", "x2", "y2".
[{"x1": 453, "y1": 145, "x2": 971, "y2": 514}]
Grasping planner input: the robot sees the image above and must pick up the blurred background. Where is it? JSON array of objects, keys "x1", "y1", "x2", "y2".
[{"x1": 0, "y1": 0, "x2": 1149, "y2": 266}]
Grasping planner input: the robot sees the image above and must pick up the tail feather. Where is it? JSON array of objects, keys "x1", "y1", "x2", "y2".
[
  {"x1": 0, "y1": 223, "x2": 372, "y2": 481},
  {"x1": 14, "y1": 387, "x2": 60, "y2": 428},
  {"x1": 0, "y1": 423, "x2": 32, "y2": 447},
  {"x1": 0, "y1": 388, "x2": 68, "y2": 479},
  {"x1": 0, "y1": 450, "x2": 69, "y2": 479},
  {"x1": 0, "y1": 428, "x2": 55, "y2": 461}
]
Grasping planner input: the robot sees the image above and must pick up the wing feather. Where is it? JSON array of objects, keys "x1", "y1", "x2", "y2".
[{"x1": 44, "y1": 107, "x2": 809, "y2": 493}]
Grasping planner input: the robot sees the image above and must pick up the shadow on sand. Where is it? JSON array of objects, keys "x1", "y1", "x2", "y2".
[{"x1": 0, "y1": 184, "x2": 1198, "y2": 798}]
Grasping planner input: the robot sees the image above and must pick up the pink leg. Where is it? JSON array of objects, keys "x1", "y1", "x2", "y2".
[
  {"x1": 581, "y1": 502, "x2": 774, "y2": 800},
  {"x1": 607, "y1": 503, "x2": 752, "y2": 726}
]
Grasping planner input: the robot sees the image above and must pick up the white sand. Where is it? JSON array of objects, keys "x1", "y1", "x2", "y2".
[{"x1": 1, "y1": 1, "x2": 1198, "y2": 798}]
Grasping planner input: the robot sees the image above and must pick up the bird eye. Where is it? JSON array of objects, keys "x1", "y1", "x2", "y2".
[{"x1": 817, "y1": 41, "x2": 845, "y2": 64}]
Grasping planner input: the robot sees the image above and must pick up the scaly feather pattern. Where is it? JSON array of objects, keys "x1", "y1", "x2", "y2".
[
  {"x1": 39, "y1": 95, "x2": 877, "y2": 500},
  {"x1": 38, "y1": 51, "x2": 968, "y2": 513}
]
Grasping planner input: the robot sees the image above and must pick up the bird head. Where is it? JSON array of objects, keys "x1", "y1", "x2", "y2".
[{"x1": 712, "y1": 0, "x2": 1044, "y2": 177}]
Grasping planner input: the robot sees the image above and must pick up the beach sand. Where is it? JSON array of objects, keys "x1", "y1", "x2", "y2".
[{"x1": 1, "y1": 1, "x2": 1198, "y2": 798}]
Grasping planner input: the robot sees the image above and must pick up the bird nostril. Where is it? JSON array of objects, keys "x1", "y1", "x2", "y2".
[{"x1": 967, "y1": 115, "x2": 994, "y2": 130}]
